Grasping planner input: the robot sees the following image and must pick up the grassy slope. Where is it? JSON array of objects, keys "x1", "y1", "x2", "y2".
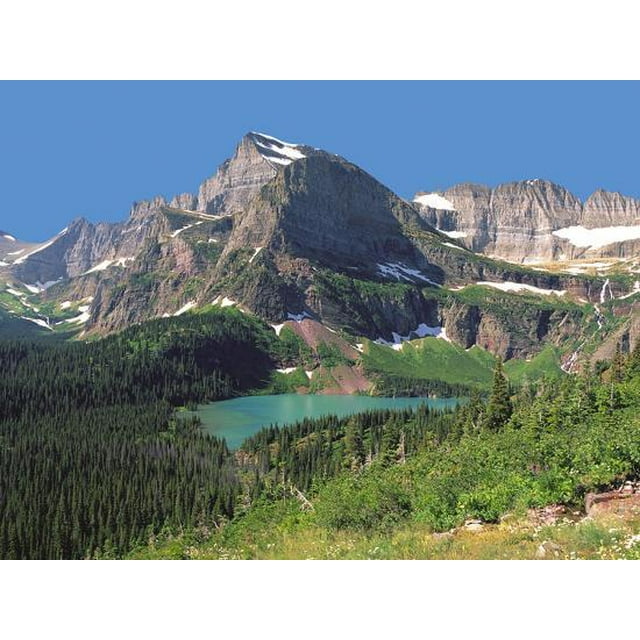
[
  {"x1": 504, "y1": 345, "x2": 564, "y2": 385},
  {"x1": 362, "y1": 338, "x2": 563, "y2": 390},
  {"x1": 128, "y1": 497, "x2": 640, "y2": 560}
]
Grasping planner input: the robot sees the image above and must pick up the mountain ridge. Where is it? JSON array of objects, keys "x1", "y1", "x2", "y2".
[
  {"x1": 414, "y1": 179, "x2": 640, "y2": 262},
  {"x1": 2, "y1": 132, "x2": 640, "y2": 371}
]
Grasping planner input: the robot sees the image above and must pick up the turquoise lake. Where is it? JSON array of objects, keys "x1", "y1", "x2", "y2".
[{"x1": 187, "y1": 394, "x2": 460, "y2": 449}]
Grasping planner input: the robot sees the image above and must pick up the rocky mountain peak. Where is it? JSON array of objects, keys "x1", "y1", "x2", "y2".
[
  {"x1": 128, "y1": 196, "x2": 168, "y2": 221},
  {"x1": 194, "y1": 133, "x2": 279, "y2": 216},
  {"x1": 582, "y1": 189, "x2": 640, "y2": 228},
  {"x1": 246, "y1": 132, "x2": 311, "y2": 167}
]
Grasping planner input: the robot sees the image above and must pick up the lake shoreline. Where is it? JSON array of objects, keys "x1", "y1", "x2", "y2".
[{"x1": 185, "y1": 394, "x2": 461, "y2": 450}]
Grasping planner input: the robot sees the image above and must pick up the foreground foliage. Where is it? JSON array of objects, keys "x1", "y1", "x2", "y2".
[{"x1": 131, "y1": 341, "x2": 640, "y2": 559}]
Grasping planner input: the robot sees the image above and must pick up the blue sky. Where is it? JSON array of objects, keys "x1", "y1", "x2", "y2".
[{"x1": 2, "y1": 81, "x2": 640, "y2": 241}]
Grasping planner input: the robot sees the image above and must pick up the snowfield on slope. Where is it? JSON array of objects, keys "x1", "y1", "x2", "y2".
[
  {"x1": 413, "y1": 193, "x2": 456, "y2": 211},
  {"x1": 377, "y1": 263, "x2": 440, "y2": 286},
  {"x1": 440, "y1": 230, "x2": 467, "y2": 239},
  {"x1": 553, "y1": 225, "x2": 640, "y2": 249},
  {"x1": 375, "y1": 323, "x2": 450, "y2": 350},
  {"x1": 473, "y1": 281, "x2": 567, "y2": 297},
  {"x1": 251, "y1": 132, "x2": 306, "y2": 166},
  {"x1": 173, "y1": 301, "x2": 197, "y2": 316},
  {"x1": 13, "y1": 228, "x2": 68, "y2": 264}
]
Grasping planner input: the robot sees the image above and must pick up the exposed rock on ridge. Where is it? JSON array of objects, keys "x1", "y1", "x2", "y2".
[{"x1": 414, "y1": 180, "x2": 640, "y2": 262}]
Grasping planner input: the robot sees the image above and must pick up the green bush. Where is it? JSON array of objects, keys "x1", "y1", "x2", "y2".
[{"x1": 314, "y1": 469, "x2": 412, "y2": 532}]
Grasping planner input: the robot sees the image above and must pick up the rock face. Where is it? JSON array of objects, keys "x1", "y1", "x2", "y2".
[
  {"x1": 4, "y1": 132, "x2": 630, "y2": 363},
  {"x1": 196, "y1": 132, "x2": 320, "y2": 215},
  {"x1": 7, "y1": 132, "x2": 313, "y2": 287},
  {"x1": 217, "y1": 153, "x2": 442, "y2": 273},
  {"x1": 11, "y1": 205, "x2": 168, "y2": 285},
  {"x1": 0, "y1": 231, "x2": 36, "y2": 268},
  {"x1": 414, "y1": 180, "x2": 640, "y2": 262}
]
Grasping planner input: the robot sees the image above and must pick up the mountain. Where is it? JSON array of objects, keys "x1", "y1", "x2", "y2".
[
  {"x1": 3, "y1": 132, "x2": 639, "y2": 369},
  {"x1": 76, "y1": 134, "x2": 601, "y2": 359},
  {"x1": 414, "y1": 180, "x2": 640, "y2": 263},
  {"x1": 0, "y1": 231, "x2": 37, "y2": 269}
]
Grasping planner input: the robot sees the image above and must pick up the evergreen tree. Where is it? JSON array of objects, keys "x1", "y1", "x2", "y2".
[
  {"x1": 483, "y1": 358, "x2": 513, "y2": 431},
  {"x1": 626, "y1": 338, "x2": 640, "y2": 379},
  {"x1": 610, "y1": 344, "x2": 626, "y2": 383},
  {"x1": 344, "y1": 420, "x2": 365, "y2": 470}
]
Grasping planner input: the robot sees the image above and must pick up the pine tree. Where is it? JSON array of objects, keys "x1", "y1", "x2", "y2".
[
  {"x1": 484, "y1": 358, "x2": 513, "y2": 431},
  {"x1": 626, "y1": 338, "x2": 640, "y2": 379},
  {"x1": 344, "y1": 420, "x2": 365, "y2": 470},
  {"x1": 610, "y1": 344, "x2": 626, "y2": 383}
]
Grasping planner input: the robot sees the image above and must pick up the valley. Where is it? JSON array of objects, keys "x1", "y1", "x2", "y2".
[{"x1": 3, "y1": 131, "x2": 640, "y2": 560}]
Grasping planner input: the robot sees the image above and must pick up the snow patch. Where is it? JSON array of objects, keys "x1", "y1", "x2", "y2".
[
  {"x1": 475, "y1": 281, "x2": 566, "y2": 297},
  {"x1": 618, "y1": 281, "x2": 640, "y2": 300},
  {"x1": 354, "y1": 343, "x2": 364, "y2": 353},
  {"x1": 7, "y1": 249, "x2": 24, "y2": 256},
  {"x1": 20, "y1": 316, "x2": 52, "y2": 330},
  {"x1": 84, "y1": 260, "x2": 113, "y2": 274},
  {"x1": 413, "y1": 193, "x2": 456, "y2": 211},
  {"x1": 442, "y1": 242, "x2": 467, "y2": 251},
  {"x1": 14, "y1": 228, "x2": 68, "y2": 265},
  {"x1": 23, "y1": 279, "x2": 62, "y2": 294},
  {"x1": 60, "y1": 300, "x2": 72, "y2": 309},
  {"x1": 2, "y1": 233, "x2": 16, "y2": 242},
  {"x1": 276, "y1": 367, "x2": 298, "y2": 374},
  {"x1": 65, "y1": 310, "x2": 91, "y2": 324},
  {"x1": 173, "y1": 301, "x2": 197, "y2": 316},
  {"x1": 305, "y1": 370, "x2": 314, "y2": 380},
  {"x1": 0, "y1": 261, "x2": 8, "y2": 266},
  {"x1": 212, "y1": 296, "x2": 237, "y2": 308},
  {"x1": 553, "y1": 225, "x2": 640, "y2": 249},
  {"x1": 249, "y1": 247, "x2": 263, "y2": 264},
  {"x1": 377, "y1": 262, "x2": 440, "y2": 286},
  {"x1": 374, "y1": 323, "x2": 450, "y2": 349},
  {"x1": 170, "y1": 221, "x2": 203, "y2": 238},
  {"x1": 271, "y1": 323, "x2": 286, "y2": 336},
  {"x1": 251, "y1": 132, "x2": 306, "y2": 166},
  {"x1": 441, "y1": 230, "x2": 467, "y2": 239}
]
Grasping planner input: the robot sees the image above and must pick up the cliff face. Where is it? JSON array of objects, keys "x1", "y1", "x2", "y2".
[
  {"x1": 11, "y1": 202, "x2": 168, "y2": 285},
  {"x1": 0, "y1": 232, "x2": 35, "y2": 271},
  {"x1": 6, "y1": 132, "x2": 636, "y2": 365},
  {"x1": 195, "y1": 132, "x2": 321, "y2": 215},
  {"x1": 218, "y1": 153, "x2": 441, "y2": 271},
  {"x1": 6, "y1": 133, "x2": 311, "y2": 288},
  {"x1": 582, "y1": 190, "x2": 640, "y2": 228},
  {"x1": 414, "y1": 181, "x2": 640, "y2": 262}
]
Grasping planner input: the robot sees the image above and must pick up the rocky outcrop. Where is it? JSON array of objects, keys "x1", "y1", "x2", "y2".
[
  {"x1": 195, "y1": 132, "x2": 322, "y2": 216},
  {"x1": 414, "y1": 180, "x2": 640, "y2": 263},
  {"x1": 440, "y1": 297, "x2": 584, "y2": 360},
  {"x1": 11, "y1": 201, "x2": 169, "y2": 286},
  {"x1": 586, "y1": 481, "x2": 640, "y2": 517},
  {"x1": 0, "y1": 231, "x2": 35, "y2": 270},
  {"x1": 582, "y1": 190, "x2": 640, "y2": 228}
]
